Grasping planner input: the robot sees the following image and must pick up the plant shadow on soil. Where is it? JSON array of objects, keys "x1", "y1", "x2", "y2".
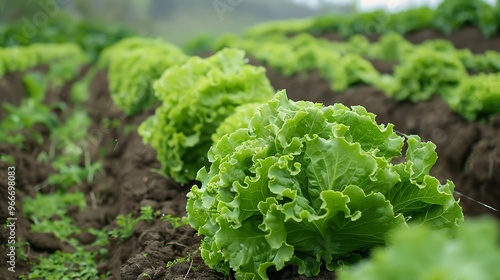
[{"x1": 0, "y1": 27, "x2": 499, "y2": 280}]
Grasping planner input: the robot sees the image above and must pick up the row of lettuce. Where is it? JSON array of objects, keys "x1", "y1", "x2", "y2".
[
  {"x1": 5, "y1": 32, "x2": 498, "y2": 123},
  {"x1": 104, "y1": 31, "x2": 500, "y2": 122},
  {"x1": 0, "y1": 43, "x2": 88, "y2": 86},
  {"x1": 243, "y1": 0, "x2": 500, "y2": 39},
  {"x1": 99, "y1": 37, "x2": 275, "y2": 182},
  {"x1": 0, "y1": 13, "x2": 133, "y2": 61},
  {"x1": 210, "y1": 31, "x2": 500, "y2": 121},
  {"x1": 95, "y1": 36, "x2": 499, "y2": 279},
  {"x1": 0, "y1": 13, "x2": 132, "y2": 80}
]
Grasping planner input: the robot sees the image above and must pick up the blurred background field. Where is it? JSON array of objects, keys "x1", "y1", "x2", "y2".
[
  {"x1": 7, "y1": 0, "x2": 498, "y2": 46},
  {"x1": 0, "y1": 0, "x2": 353, "y2": 45}
]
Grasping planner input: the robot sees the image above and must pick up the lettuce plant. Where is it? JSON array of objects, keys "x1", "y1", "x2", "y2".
[
  {"x1": 101, "y1": 38, "x2": 188, "y2": 115},
  {"x1": 338, "y1": 218, "x2": 500, "y2": 280},
  {"x1": 385, "y1": 7, "x2": 434, "y2": 34},
  {"x1": 321, "y1": 53, "x2": 380, "y2": 92},
  {"x1": 216, "y1": 34, "x2": 380, "y2": 92},
  {"x1": 139, "y1": 48, "x2": 274, "y2": 183},
  {"x1": 473, "y1": 51, "x2": 500, "y2": 73},
  {"x1": 107, "y1": 46, "x2": 187, "y2": 116},
  {"x1": 97, "y1": 37, "x2": 165, "y2": 68},
  {"x1": 369, "y1": 33, "x2": 414, "y2": 62},
  {"x1": 339, "y1": 10, "x2": 389, "y2": 37},
  {"x1": 433, "y1": 0, "x2": 498, "y2": 37},
  {"x1": 243, "y1": 18, "x2": 315, "y2": 38},
  {"x1": 367, "y1": 34, "x2": 500, "y2": 74},
  {"x1": 0, "y1": 43, "x2": 87, "y2": 78},
  {"x1": 387, "y1": 48, "x2": 466, "y2": 102},
  {"x1": 187, "y1": 91, "x2": 463, "y2": 279},
  {"x1": 443, "y1": 73, "x2": 500, "y2": 121},
  {"x1": 241, "y1": 6, "x2": 433, "y2": 39},
  {"x1": 308, "y1": 15, "x2": 348, "y2": 35}
]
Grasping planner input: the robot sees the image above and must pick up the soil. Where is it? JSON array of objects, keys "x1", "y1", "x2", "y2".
[
  {"x1": 0, "y1": 71, "x2": 27, "y2": 120},
  {"x1": 0, "y1": 27, "x2": 499, "y2": 280}
]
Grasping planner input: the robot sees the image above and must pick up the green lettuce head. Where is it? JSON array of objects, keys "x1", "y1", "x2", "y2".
[
  {"x1": 187, "y1": 90, "x2": 463, "y2": 280},
  {"x1": 139, "y1": 48, "x2": 274, "y2": 183}
]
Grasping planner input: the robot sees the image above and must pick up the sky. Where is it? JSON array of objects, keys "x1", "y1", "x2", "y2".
[{"x1": 292, "y1": 0, "x2": 497, "y2": 11}]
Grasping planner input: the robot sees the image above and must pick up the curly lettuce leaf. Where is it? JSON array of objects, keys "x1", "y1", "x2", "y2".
[{"x1": 212, "y1": 103, "x2": 263, "y2": 144}]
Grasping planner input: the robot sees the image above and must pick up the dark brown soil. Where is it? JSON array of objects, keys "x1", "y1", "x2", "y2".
[
  {"x1": 403, "y1": 26, "x2": 500, "y2": 54},
  {"x1": 0, "y1": 26, "x2": 499, "y2": 280},
  {"x1": 0, "y1": 72, "x2": 26, "y2": 120},
  {"x1": 323, "y1": 26, "x2": 500, "y2": 54}
]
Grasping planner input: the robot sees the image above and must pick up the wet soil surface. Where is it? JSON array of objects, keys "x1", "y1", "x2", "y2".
[{"x1": 1, "y1": 27, "x2": 499, "y2": 280}]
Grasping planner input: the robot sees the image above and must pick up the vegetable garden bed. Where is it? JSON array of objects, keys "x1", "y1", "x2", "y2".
[{"x1": 1, "y1": 25, "x2": 499, "y2": 280}]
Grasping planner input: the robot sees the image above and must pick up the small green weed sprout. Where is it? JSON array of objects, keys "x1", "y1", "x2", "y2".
[
  {"x1": 28, "y1": 247, "x2": 107, "y2": 280},
  {"x1": 110, "y1": 206, "x2": 155, "y2": 241}
]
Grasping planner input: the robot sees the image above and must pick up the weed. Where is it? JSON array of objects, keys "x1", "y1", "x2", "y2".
[
  {"x1": 109, "y1": 213, "x2": 137, "y2": 240},
  {"x1": 24, "y1": 193, "x2": 110, "y2": 278},
  {"x1": 30, "y1": 216, "x2": 81, "y2": 243},
  {"x1": 70, "y1": 81, "x2": 90, "y2": 105},
  {"x1": 3, "y1": 238, "x2": 29, "y2": 261},
  {"x1": 46, "y1": 58, "x2": 82, "y2": 87},
  {"x1": 124, "y1": 123, "x2": 137, "y2": 135},
  {"x1": 28, "y1": 247, "x2": 106, "y2": 280},
  {"x1": 24, "y1": 192, "x2": 86, "y2": 242},
  {"x1": 161, "y1": 214, "x2": 189, "y2": 229},
  {"x1": 139, "y1": 205, "x2": 155, "y2": 222},
  {"x1": 0, "y1": 98, "x2": 57, "y2": 147},
  {"x1": 101, "y1": 117, "x2": 121, "y2": 130},
  {"x1": 0, "y1": 154, "x2": 15, "y2": 165},
  {"x1": 86, "y1": 228, "x2": 110, "y2": 262},
  {"x1": 24, "y1": 192, "x2": 86, "y2": 219},
  {"x1": 109, "y1": 206, "x2": 155, "y2": 241},
  {"x1": 87, "y1": 228, "x2": 110, "y2": 247},
  {"x1": 165, "y1": 250, "x2": 202, "y2": 277},
  {"x1": 22, "y1": 72, "x2": 48, "y2": 102},
  {"x1": 38, "y1": 109, "x2": 102, "y2": 190},
  {"x1": 166, "y1": 253, "x2": 192, "y2": 269},
  {"x1": 47, "y1": 159, "x2": 102, "y2": 189}
]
